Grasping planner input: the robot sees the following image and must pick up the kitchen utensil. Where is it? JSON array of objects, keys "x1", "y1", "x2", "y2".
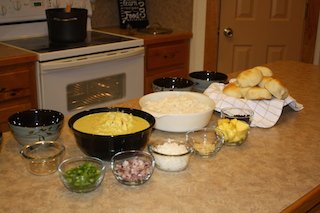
[
  {"x1": 189, "y1": 71, "x2": 228, "y2": 92},
  {"x1": 186, "y1": 127, "x2": 224, "y2": 158},
  {"x1": 139, "y1": 91, "x2": 215, "y2": 132},
  {"x1": 221, "y1": 107, "x2": 254, "y2": 124},
  {"x1": 138, "y1": 23, "x2": 172, "y2": 35},
  {"x1": 68, "y1": 107, "x2": 155, "y2": 161},
  {"x1": 46, "y1": 8, "x2": 88, "y2": 43},
  {"x1": 8, "y1": 109, "x2": 64, "y2": 146},
  {"x1": 20, "y1": 140, "x2": 65, "y2": 175},
  {"x1": 148, "y1": 138, "x2": 192, "y2": 172},
  {"x1": 152, "y1": 77, "x2": 194, "y2": 92},
  {"x1": 111, "y1": 150, "x2": 155, "y2": 186},
  {"x1": 58, "y1": 156, "x2": 106, "y2": 193}
]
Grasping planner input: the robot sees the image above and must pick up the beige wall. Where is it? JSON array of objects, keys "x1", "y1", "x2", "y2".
[
  {"x1": 90, "y1": 0, "x2": 205, "y2": 72},
  {"x1": 91, "y1": 0, "x2": 193, "y2": 31}
]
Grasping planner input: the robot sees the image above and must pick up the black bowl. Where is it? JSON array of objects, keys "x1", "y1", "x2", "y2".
[
  {"x1": 189, "y1": 71, "x2": 228, "y2": 92},
  {"x1": 68, "y1": 107, "x2": 156, "y2": 161},
  {"x1": 152, "y1": 77, "x2": 194, "y2": 92},
  {"x1": 8, "y1": 109, "x2": 64, "y2": 145},
  {"x1": 189, "y1": 71, "x2": 228, "y2": 82}
]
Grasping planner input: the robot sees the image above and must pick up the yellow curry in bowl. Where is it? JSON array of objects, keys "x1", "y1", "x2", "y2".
[{"x1": 73, "y1": 112, "x2": 150, "y2": 136}]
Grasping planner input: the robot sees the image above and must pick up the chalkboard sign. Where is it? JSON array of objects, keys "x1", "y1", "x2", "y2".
[{"x1": 118, "y1": 0, "x2": 149, "y2": 29}]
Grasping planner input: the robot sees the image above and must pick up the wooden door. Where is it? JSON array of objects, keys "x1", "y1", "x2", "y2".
[{"x1": 217, "y1": 0, "x2": 307, "y2": 73}]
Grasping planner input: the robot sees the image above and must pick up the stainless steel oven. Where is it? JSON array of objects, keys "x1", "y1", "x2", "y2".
[{"x1": 0, "y1": 0, "x2": 144, "y2": 116}]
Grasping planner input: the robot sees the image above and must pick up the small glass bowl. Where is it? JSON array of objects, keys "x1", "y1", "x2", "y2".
[
  {"x1": 220, "y1": 107, "x2": 254, "y2": 124},
  {"x1": 111, "y1": 150, "x2": 155, "y2": 186},
  {"x1": 20, "y1": 141, "x2": 65, "y2": 175},
  {"x1": 186, "y1": 127, "x2": 224, "y2": 158},
  {"x1": 148, "y1": 139, "x2": 192, "y2": 172},
  {"x1": 58, "y1": 156, "x2": 106, "y2": 193}
]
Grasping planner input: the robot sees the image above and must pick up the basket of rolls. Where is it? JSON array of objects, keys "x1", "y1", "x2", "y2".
[{"x1": 204, "y1": 66, "x2": 303, "y2": 128}]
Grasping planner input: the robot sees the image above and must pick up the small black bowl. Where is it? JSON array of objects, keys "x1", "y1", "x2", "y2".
[
  {"x1": 68, "y1": 107, "x2": 155, "y2": 161},
  {"x1": 189, "y1": 71, "x2": 228, "y2": 92},
  {"x1": 152, "y1": 77, "x2": 194, "y2": 92},
  {"x1": 8, "y1": 109, "x2": 64, "y2": 145}
]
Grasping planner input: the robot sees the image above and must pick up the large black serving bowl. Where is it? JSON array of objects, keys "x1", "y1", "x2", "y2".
[{"x1": 68, "y1": 107, "x2": 156, "y2": 161}]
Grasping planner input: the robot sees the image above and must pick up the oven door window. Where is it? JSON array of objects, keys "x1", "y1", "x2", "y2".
[{"x1": 67, "y1": 73, "x2": 126, "y2": 111}]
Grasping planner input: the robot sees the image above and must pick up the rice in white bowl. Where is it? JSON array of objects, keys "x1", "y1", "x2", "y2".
[
  {"x1": 139, "y1": 91, "x2": 215, "y2": 132},
  {"x1": 142, "y1": 93, "x2": 212, "y2": 114}
]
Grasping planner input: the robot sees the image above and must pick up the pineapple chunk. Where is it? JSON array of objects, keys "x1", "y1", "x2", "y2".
[{"x1": 216, "y1": 118, "x2": 249, "y2": 143}]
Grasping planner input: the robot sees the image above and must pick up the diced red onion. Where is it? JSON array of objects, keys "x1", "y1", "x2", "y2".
[{"x1": 114, "y1": 156, "x2": 152, "y2": 182}]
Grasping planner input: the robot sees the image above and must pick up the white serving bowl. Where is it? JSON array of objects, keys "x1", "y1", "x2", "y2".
[{"x1": 139, "y1": 91, "x2": 215, "y2": 132}]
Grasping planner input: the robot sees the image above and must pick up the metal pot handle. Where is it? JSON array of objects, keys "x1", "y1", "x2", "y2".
[
  {"x1": 38, "y1": 135, "x2": 45, "y2": 141},
  {"x1": 53, "y1": 17, "x2": 78, "y2": 22}
]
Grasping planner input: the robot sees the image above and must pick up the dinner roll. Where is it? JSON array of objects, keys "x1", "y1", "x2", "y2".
[
  {"x1": 236, "y1": 68, "x2": 263, "y2": 87},
  {"x1": 258, "y1": 76, "x2": 273, "y2": 88},
  {"x1": 264, "y1": 78, "x2": 289, "y2": 100},
  {"x1": 223, "y1": 83, "x2": 242, "y2": 98},
  {"x1": 255, "y1": 66, "x2": 273, "y2": 77},
  {"x1": 239, "y1": 87, "x2": 251, "y2": 97},
  {"x1": 244, "y1": 87, "x2": 272, "y2": 100}
]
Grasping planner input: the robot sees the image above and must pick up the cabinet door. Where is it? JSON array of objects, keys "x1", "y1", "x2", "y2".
[
  {"x1": 0, "y1": 62, "x2": 37, "y2": 132},
  {"x1": 0, "y1": 63, "x2": 36, "y2": 102},
  {"x1": 146, "y1": 42, "x2": 189, "y2": 71}
]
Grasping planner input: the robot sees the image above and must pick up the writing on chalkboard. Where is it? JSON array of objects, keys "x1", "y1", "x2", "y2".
[{"x1": 118, "y1": 0, "x2": 149, "y2": 29}]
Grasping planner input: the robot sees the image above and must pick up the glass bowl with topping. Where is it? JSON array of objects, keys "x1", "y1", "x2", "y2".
[
  {"x1": 220, "y1": 107, "x2": 254, "y2": 125},
  {"x1": 58, "y1": 156, "x2": 106, "y2": 193},
  {"x1": 111, "y1": 150, "x2": 155, "y2": 186},
  {"x1": 20, "y1": 140, "x2": 65, "y2": 175},
  {"x1": 148, "y1": 138, "x2": 192, "y2": 172},
  {"x1": 186, "y1": 127, "x2": 224, "y2": 158},
  {"x1": 219, "y1": 108, "x2": 252, "y2": 146}
]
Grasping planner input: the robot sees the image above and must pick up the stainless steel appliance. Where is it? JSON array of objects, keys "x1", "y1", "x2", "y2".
[{"x1": 0, "y1": 0, "x2": 144, "y2": 116}]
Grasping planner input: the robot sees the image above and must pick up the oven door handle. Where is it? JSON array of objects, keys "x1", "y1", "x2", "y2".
[{"x1": 40, "y1": 47, "x2": 144, "y2": 71}]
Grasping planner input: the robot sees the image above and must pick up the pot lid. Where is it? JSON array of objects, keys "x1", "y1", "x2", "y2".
[{"x1": 138, "y1": 23, "x2": 173, "y2": 35}]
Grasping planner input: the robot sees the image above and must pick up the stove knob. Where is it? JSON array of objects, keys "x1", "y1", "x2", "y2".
[
  {"x1": 0, "y1": 5, "x2": 7, "y2": 16},
  {"x1": 12, "y1": 0, "x2": 22, "y2": 11}
]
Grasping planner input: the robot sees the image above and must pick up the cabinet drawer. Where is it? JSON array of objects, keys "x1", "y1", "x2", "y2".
[
  {"x1": 146, "y1": 42, "x2": 188, "y2": 70},
  {"x1": 0, "y1": 100, "x2": 32, "y2": 131},
  {"x1": 0, "y1": 68, "x2": 33, "y2": 102},
  {"x1": 0, "y1": 68, "x2": 31, "y2": 90}
]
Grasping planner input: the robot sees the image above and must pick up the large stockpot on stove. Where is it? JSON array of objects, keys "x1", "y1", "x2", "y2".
[{"x1": 46, "y1": 8, "x2": 88, "y2": 43}]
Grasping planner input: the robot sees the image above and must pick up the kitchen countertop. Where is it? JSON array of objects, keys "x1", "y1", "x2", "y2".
[
  {"x1": 96, "y1": 27, "x2": 192, "y2": 45},
  {"x1": 0, "y1": 43, "x2": 37, "y2": 67},
  {"x1": 0, "y1": 60, "x2": 319, "y2": 212}
]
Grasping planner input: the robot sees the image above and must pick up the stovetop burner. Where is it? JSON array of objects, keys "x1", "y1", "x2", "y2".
[{"x1": 3, "y1": 31, "x2": 133, "y2": 53}]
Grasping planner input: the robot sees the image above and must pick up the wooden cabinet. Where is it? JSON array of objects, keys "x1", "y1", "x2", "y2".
[
  {"x1": 0, "y1": 44, "x2": 37, "y2": 132},
  {"x1": 144, "y1": 36, "x2": 191, "y2": 94}
]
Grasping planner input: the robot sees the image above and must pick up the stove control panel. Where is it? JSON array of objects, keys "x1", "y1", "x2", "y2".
[{"x1": 0, "y1": 0, "x2": 92, "y2": 24}]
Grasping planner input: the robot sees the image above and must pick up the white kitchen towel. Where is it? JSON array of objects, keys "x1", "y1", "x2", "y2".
[{"x1": 203, "y1": 82, "x2": 304, "y2": 128}]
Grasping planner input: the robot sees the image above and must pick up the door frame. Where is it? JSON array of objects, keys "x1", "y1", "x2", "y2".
[{"x1": 203, "y1": 0, "x2": 320, "y2": 71}]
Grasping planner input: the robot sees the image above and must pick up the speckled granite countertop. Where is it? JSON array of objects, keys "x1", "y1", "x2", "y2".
[{"x1": 1, "y1": 61, "x2": 319, "y2": 213}]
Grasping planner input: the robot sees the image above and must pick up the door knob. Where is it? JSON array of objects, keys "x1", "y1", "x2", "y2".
[{"x1": 223, "y1": 27, "x2": 233, "y2": 38}]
